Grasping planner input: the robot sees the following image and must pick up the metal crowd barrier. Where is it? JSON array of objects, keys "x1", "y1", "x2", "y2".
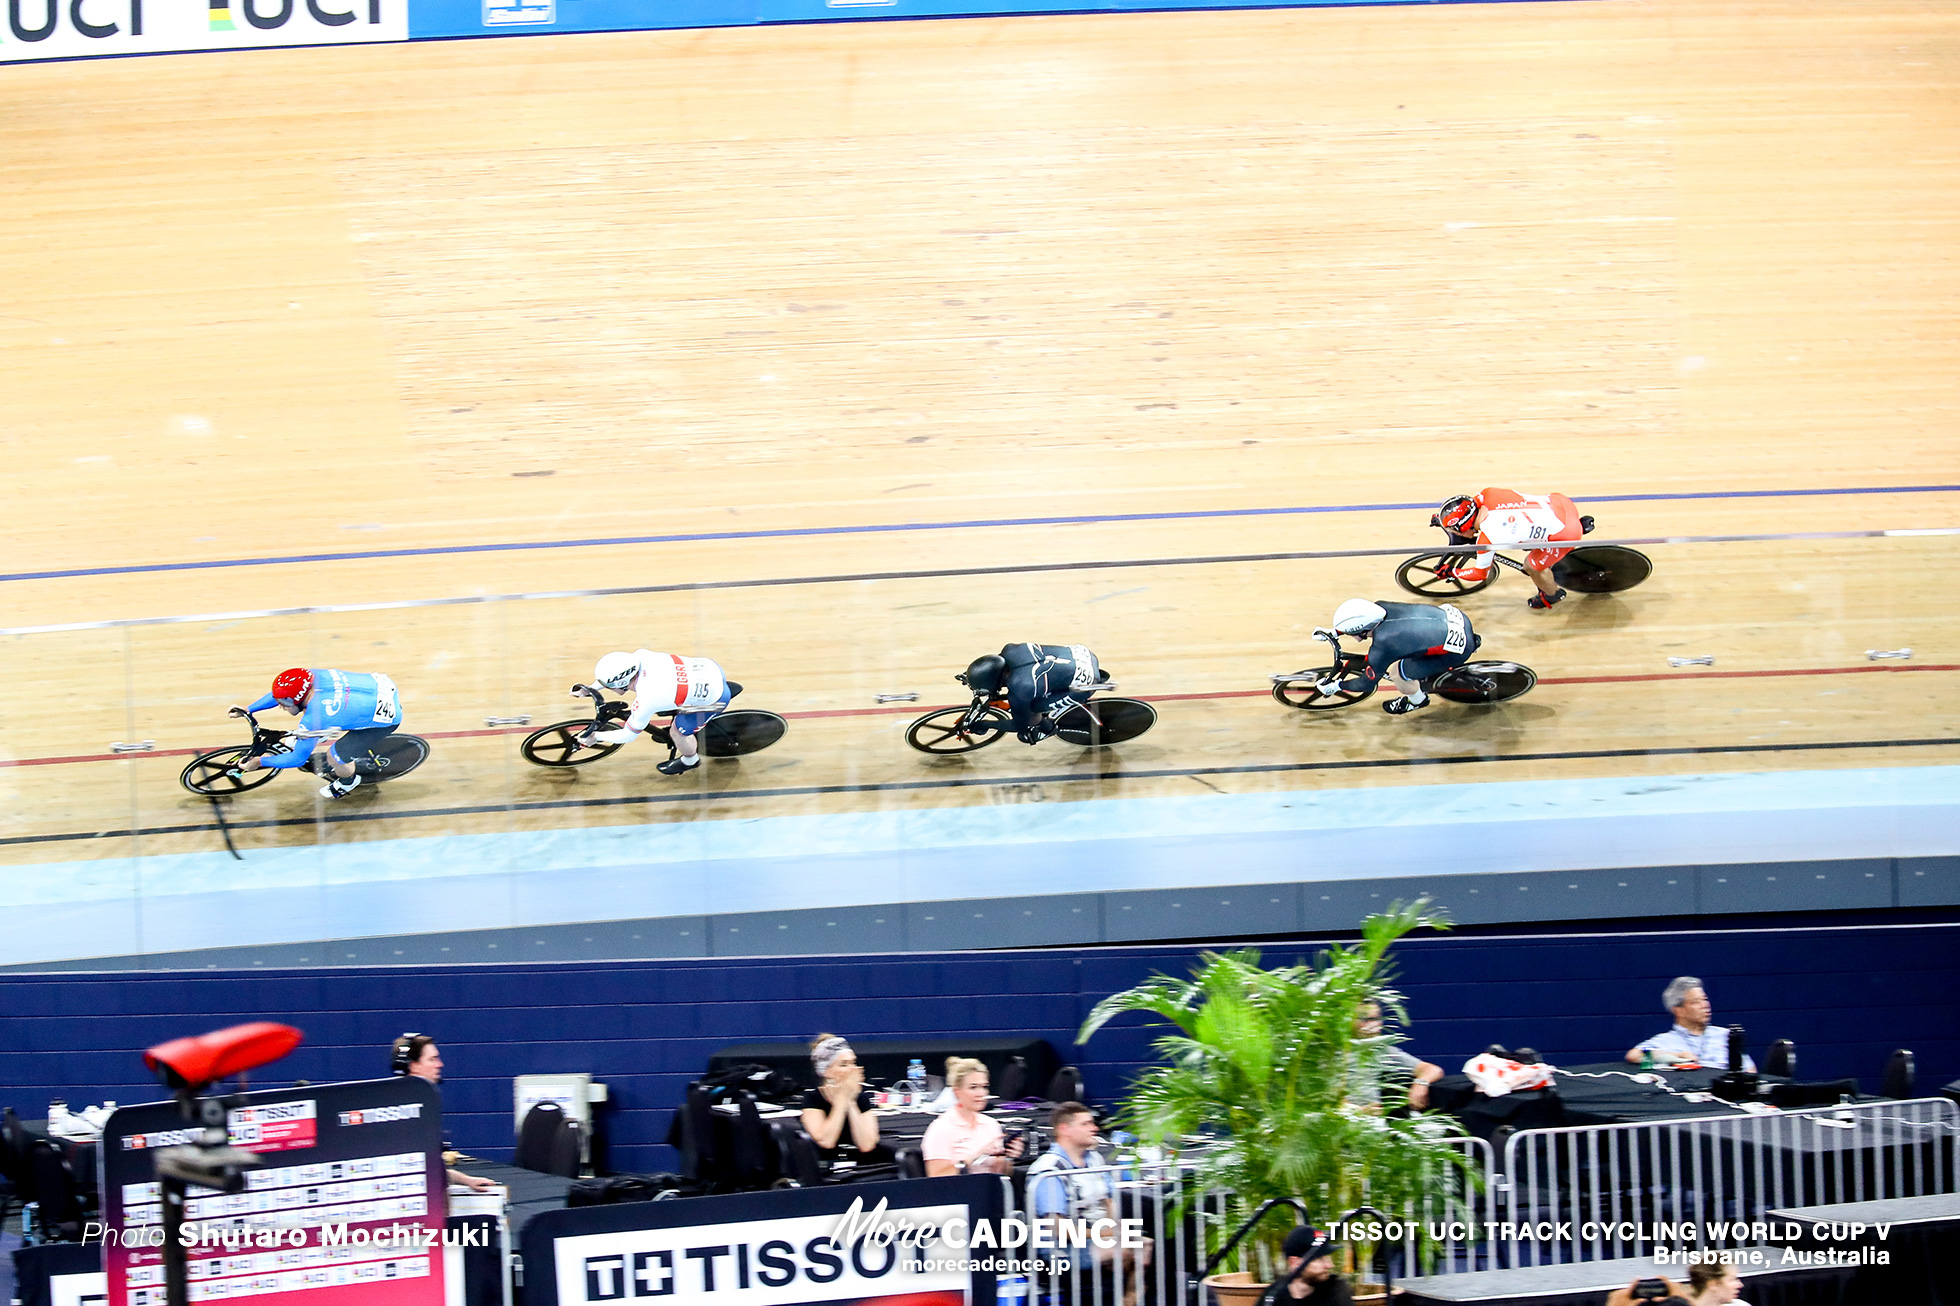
[
  {"x1": 994, "y1": 1100, "x2": 1960, "y2": 1298},
  {"x1": 997, "y1": 1139, "x2": 1494, "y2": 1306},
  {"x1": 1494, "y1": 1096, "x2": 1960, "y2": 1268},
  {"x1": 973, "y1": 1099, "x2": 1960, "y2": 1300}
]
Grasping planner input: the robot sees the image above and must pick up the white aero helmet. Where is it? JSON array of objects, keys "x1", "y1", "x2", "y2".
[
  {"x1": 1332, "y1": 599, "x2": 1387, "y2": 636},
  {"x1": 594, "y1": 651, "x2": 643, "y2": 691}
]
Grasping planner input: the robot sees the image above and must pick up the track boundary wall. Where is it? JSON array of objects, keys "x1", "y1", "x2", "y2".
[{"x1": 2, "y1": 0, "x2": 1586, "y2": 65}]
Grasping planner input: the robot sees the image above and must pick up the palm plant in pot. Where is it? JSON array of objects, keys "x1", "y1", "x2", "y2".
[{"x1": 1077, "y1": 900, "x2": 1474, "y2": 1304}]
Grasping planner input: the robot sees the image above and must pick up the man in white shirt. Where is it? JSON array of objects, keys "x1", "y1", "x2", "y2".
[{"x1": 1625, "y1": 976, "x2": 1756, "y2": 1071}]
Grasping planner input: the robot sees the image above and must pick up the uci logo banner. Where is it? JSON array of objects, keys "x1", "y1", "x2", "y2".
[{"x1": 2, "y1": 0, "x2": 406, "y2": 63}]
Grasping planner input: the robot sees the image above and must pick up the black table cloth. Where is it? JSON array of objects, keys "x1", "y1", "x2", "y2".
[
  {"x1": 708, "y1": 1036, "x2": 1060, "y2": 1096},
  {"x1": 451, "y1": 1155, "x2": 576, "y2": 1242},
  {"x1": 1429, "y1": 1063, "x2": 1794, "y2": 1136}
]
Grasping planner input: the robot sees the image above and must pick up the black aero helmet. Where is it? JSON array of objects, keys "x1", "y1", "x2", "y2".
[{"x1": 959, "y1": 654, "x2": 1009, "y2": 696}]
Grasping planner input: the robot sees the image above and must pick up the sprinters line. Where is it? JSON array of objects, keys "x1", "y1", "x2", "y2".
[
  {"x1": 5, "y1": 525, "x2": 1956, "y2": 636},
  {"x1": 4, "y1": 482, "x2": 1954, "y2": 586}
]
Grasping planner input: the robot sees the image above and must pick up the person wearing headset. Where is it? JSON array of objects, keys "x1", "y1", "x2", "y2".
[
  {"x1": 1432, "y1": 489, "x2": 1594, "y2": 609},
  {"x1": 580, "y1": 650, "x2": 738, "y2": 776},
  {"x1": 958, "y1": 642, "x2": 1108, "y2": 745},
  {"x1": 393, "y1": 1034, "x2": 497, "y2": 1193},
  {"x1": 228, "y1": 667, "x2": 403, "y2": 800},
  {"x1": 1319, "y1": 599, "x2": 1478, "y2": 716}
]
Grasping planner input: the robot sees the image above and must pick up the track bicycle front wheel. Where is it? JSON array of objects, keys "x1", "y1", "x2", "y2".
[
  {"x1": 905, "y1": 706, "x2": 1009, "y2": 754},
  {"x1": 180, "y1": 746, "x2": 280, "y2": 796},
  {"x1": 1272, "y1": 667, "x2": 1375, "y2": 711},
  {"x1": 521, "y1": 719, "x2": 625, "y2": 767},
  {"x1": 1395, "y1": 552, "x2": 1498, "y2": 598}
]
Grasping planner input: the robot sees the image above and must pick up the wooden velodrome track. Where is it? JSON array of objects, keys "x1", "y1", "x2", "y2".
[{"x1": 1, "y1": 0, "x2": 1956, "y2": 865}]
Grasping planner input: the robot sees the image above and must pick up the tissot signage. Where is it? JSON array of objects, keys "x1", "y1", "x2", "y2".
[{"x1": 522, "y1": 1177, "x2": 1003, "y2": 1306}]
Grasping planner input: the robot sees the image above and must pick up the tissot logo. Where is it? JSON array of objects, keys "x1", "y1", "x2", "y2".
[
  {"x1": 340, "y1": 1103, "x2": 424, "y2": 1126},
  {"x1": 581, "y1": 1238, "x2": 885, "y2": 1300},
  {"x1": 557, "y1": 1206, "x2": 969, "y2": 1305},
  {"x1": 3, "y1": 0, "x2": 406, "y2": 62}
]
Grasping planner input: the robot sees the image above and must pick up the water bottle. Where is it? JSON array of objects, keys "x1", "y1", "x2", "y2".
[
  {"x1": 1639, "y1": 1049, "x2": 1654, "y2": 1072},
  {"x1": 906, "y1": 1059, "x2": 927, "y2": 1107},
  {"x1": 1112, "y1": 1130, "x2": 1137, "y2": 1181},
  {"x1": 996, "y1": 1273, "x2": 1030, "y2": 1306}
]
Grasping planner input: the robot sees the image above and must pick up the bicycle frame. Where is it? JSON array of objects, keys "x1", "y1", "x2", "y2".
[
  {"x1": 958, "y1": 677, "x2": 1116, "y2": 731},
  {"x1": 571, "y1": 682, "x2": 724, "y2": 745},
  {"x1": 231, "y1": 710, "x2": 312, "y2": 768},
  {"x1": 1271, "y1": 630, "x2": 1369, "y2": 688},
  {"x1": 956, "y1": 695, "x2": 1011, "y2": 730},
  {"x1": 572, "y1": 683, "x2": 635, "y2": 726}
]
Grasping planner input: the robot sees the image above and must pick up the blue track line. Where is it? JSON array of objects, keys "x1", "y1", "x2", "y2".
[{"x1": 7, "y1": 483, "x2": 1955, "y2": 585}]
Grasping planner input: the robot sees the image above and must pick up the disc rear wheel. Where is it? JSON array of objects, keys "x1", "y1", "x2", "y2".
[
  {"x1": 1552, "y1": 545, "x2": 1652, "y2": 594},
  {"x1": 699, "y1": 710, "x2": 787, "y2": 757},
  {"x1": 1432, "y1": 661, "x2": 1537, "y2": 704},
  {"x1": 356, "y1": 734, "x2": 429, "y2": 782},
  {"x1": 1055, "y1": 697, "x2": 1157, "y2": 746}
]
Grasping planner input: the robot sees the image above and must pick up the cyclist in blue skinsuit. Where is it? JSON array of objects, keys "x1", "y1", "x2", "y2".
[
  {"x1": 228, "y1": 667, "x2": 403, "y2": 799},
  {"x1": 959, "y1": 642, "x2": 1108, "y2": 744},
  {"x1": 1321, "y1": 599, "x2": 1479, "y2": 715}
]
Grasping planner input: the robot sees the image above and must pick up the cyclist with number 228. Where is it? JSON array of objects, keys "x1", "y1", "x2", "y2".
[
  {"x1": 1321, "y1": 599, "x2": 1479, "y2": 716},
  {"x1": 227, "y1": 668, "x2": 404, "y2": 799},
  {"x1": 1435, "y1": 488, "x2": 1593, "y2": 609}
]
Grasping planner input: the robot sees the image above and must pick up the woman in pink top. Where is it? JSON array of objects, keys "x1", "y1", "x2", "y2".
[{"x1": 922, "y1": 1058, "x2": 1025, "y2": 1176}]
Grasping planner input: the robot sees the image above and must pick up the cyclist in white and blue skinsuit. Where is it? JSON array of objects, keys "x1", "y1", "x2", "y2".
[
  {"x1": 228, "y1": 667, "x2": 403, "y2": 799},
  {"x1": 586, "y1": 650, "x2": 737, "y2": 776}
]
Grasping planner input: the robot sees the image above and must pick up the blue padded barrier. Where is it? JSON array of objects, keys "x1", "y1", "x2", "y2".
[{"x1": 1, "y1": 921, "x2": 1954, "y2": 1175}]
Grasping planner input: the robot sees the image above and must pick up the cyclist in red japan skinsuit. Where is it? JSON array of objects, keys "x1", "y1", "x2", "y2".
[{"x1": 1434, "y1": 488, "x2": 1592, "y2": 609}]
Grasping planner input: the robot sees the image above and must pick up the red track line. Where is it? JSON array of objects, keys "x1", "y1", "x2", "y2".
[
  {"x1": 5, "y1": 662, "x2": 1953, "y2": 770},
  {"x1": 1539, "y1": 664, "x2": 1959, "y2": 686}
]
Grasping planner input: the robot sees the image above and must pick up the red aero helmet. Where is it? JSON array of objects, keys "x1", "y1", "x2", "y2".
[
  {"x1": 1435, "y1": 495, "x2": 1478, "y2": 535},
  {"x1": 271, "y1": 668, "x2": 314, "y2": 702}
]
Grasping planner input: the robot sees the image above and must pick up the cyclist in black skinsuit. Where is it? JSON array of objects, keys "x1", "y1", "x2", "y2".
[
  {"x1": 959, "y1": 642, "x2": 1108, "y2": 744},
  {"x1": 1323, "y1": 599, "x2": 1479, "y2": 715}
]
